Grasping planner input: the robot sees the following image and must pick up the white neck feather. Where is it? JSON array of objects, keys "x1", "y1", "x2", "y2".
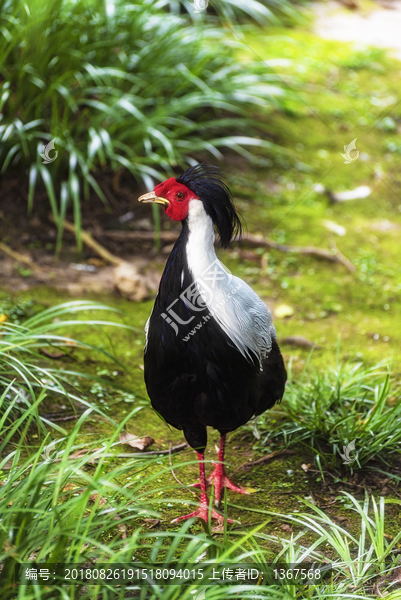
[{"x1": 186, "y1": 200, "x2": 216, "y2": 278}]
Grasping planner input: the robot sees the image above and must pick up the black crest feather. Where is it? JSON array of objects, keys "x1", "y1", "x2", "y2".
[{"x1": 176, "y1": 163, "x2": 242, "y2": 248}]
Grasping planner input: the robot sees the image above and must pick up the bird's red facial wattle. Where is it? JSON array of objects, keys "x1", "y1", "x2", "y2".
[{"x1": 138, "y1": 177, "x2": 198, "y2": 221}]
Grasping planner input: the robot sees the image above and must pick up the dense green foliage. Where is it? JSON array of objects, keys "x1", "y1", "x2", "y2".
[{"x1": 0, "y1": 0, "x2": 291, "y2": 248}]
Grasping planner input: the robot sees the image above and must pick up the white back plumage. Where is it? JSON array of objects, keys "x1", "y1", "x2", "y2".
[{"x1": 186, "y1": 201, "x2": 274, "y2": 369}]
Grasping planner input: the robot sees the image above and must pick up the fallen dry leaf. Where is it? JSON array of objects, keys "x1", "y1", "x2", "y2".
[
  {"x1": 116, "y1": 521, "x2": 127, "y2": 539},
  {"x1": 88, "y1": 257, "x2": 107, "y2": 267},
  {"x1": 40, "y1": 348, "x2": 65, "y2": 359},
  {"x1": 144, "y1": 519, "x2": 160, "y2": 529},
  {"x1": 69, "y1": 448, "x2": 103, "y2": 465},
  {"x1": 63, "y1": 483, "x2": 79, "y2": 493},
  {"x1": 119, "y1": 431, "x2": 154, "y2": 451},
  {"x1": 69, "y1": 449, "x2": 91, "y2": 459},
  {"x1": 211, "y1": 518, "x2": 226, "y2": 533},
  {"x1": 89, "y1": 493, "x2": 107, "y2": 507},
  {"x1": 301, "y1": 463, "x2": 312, "y2": 472},
  {"x1": 28, "y1": 549, "x2": 41, "y2": 561},
  {"x1": 243, "y1": 486, "x2": 258, "y2": 494},
  {"x1": 211, "y1": 525, "x2": 225, "y2": 533}
]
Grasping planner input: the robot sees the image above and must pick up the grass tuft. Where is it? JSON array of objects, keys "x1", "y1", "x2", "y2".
[
  {"x1": 0, "y1": 299, "x2": 132, "y2": 435},
  {"x1": 255, "y1": 358, "x2": 401, "y2": 470}
]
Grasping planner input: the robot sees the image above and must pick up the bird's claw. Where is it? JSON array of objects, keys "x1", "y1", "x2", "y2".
[
  {"x1": 187, "y1": 462, "x2": 249, "y2": 504},
  {"x1": 208, "y1": 462, "x2": 250, "y2": 506},
  {"x1": 171, "y1": 505, "x2": 232, "y2": 524}
]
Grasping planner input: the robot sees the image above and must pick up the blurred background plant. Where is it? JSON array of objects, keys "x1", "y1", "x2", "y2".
[
  {"x1": 0, "y1": 0, "x2": 301, "y2": 250},
  {"x1": 160, "y1": 0, "x2": 308, "y2": 25}
]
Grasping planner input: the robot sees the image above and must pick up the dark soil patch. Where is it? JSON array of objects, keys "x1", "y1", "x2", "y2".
[{"x1": 0, "y1": 168, "x2": 179, "y2": 293}]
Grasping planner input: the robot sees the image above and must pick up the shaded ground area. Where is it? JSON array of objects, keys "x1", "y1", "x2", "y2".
[{"x1": 0, "y1": 173, "x2": 166, "y2": 295}]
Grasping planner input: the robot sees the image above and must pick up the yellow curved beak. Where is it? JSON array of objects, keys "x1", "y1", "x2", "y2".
[{"x1": 138, "y1": 191, "x2": 170, "y2": 208}]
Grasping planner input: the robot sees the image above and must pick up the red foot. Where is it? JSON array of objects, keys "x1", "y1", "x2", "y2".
[
  {"x1": 189, "y1": 464, "x2": 249, "y2": 504},
  {"x1": 208, "y1": 462, "x2": 250, "y2": 505},
  {"x1": 172, "y1": 449, "x2": 238, "y2": 523},
  {"x1": 171, "y1": 500, "x2": 232, "y2": 524}
]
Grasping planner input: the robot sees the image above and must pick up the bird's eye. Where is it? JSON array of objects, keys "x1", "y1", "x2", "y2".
[{"x1": 176, "y1": 191, "x2": 185, "y2": 201}]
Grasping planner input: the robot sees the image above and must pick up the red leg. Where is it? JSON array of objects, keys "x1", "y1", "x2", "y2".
[
  {"x1": 171, "y1": 452, "x2": 231, "y2": 523},
  {"x1": 208, "y1": 434, "x2": 250, "y2": 506}
]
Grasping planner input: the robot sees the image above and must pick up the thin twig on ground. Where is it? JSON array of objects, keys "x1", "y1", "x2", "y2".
[
  {"x1": 169, "y1": 442, "x2": 197, "y2": 497},
  {"x1": 0, "y1": 242, "x2": 43, "y2": 274},
  {"x1": 281, "y1": 336, "x2": 320, "y2": 349},
  {"x1": 58, "y1": 219, "x2": 123, "y2": 266},
  {"x1": 240, "y1": 233, "x2": 355, "y2": 272},
  {"x1": 269, "y1": 490, "x2": 309, "y2": 495},
  {"x1": 388, "y1": 484, "x2": 401, "y2": 500},
  {"x1": 101, "y1": 230, "x2": 181, "y2": 242},
  {"x1": 125, "y1": 442, "x2": 188, "y2": 457},
  {"x1": 308, "y1": 468, "x2": 367, "y2": 491},
  {"x1": 238, "y1": 449, "x2": 296, "y2": 470},
  {"x1": 41, "y1": 414, "x2": 81, "y2": 422}
]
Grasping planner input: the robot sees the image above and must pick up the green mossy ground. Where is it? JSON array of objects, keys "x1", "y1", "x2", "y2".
[{"x1": 2, "y1": 23, "x2": 401, "y2": 553}]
